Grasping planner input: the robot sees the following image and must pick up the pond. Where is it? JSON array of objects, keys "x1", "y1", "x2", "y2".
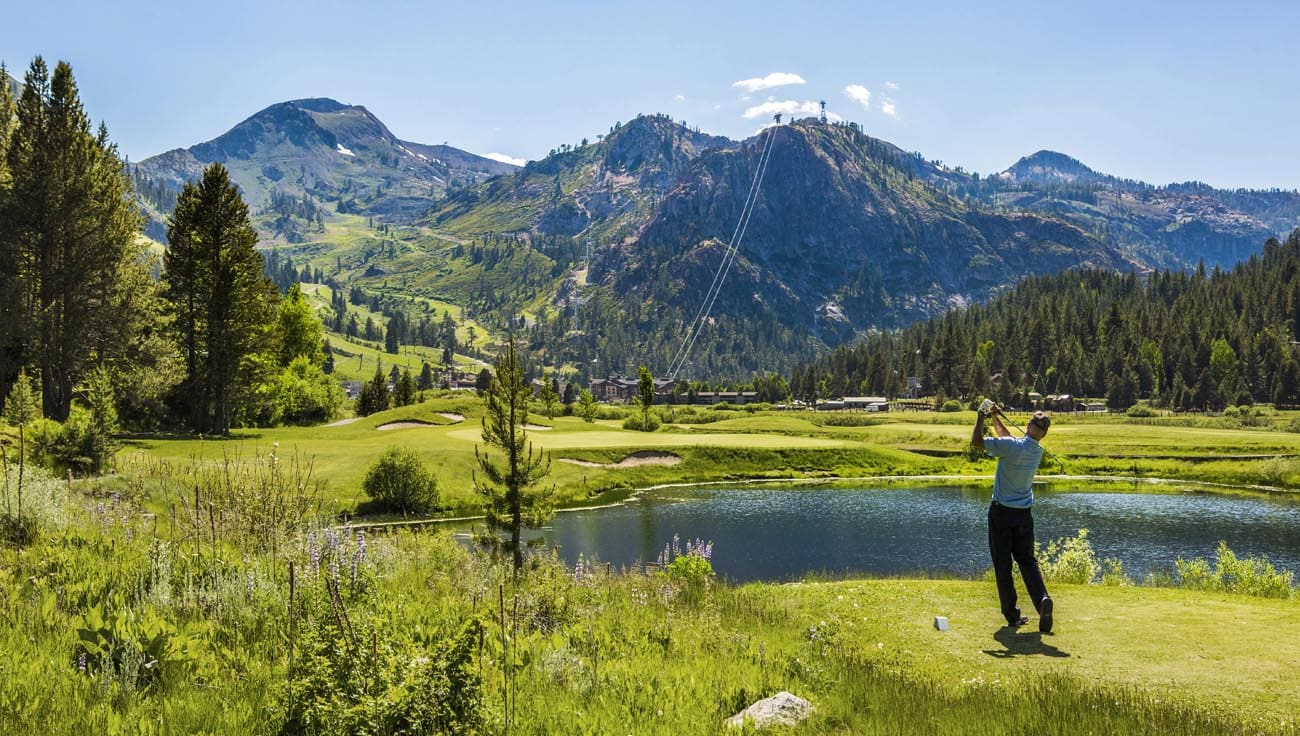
[{"x1": 487, "y1": 486, "x2": 1300, "y2": 583}]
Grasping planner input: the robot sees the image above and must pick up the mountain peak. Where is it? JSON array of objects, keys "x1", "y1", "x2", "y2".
[
  {"x1": 288, "y1": 97, "x2": 353, "y2": 114},
  {"x1": 1001, "y1": 150, "x2": 1102, "y2": 185}
]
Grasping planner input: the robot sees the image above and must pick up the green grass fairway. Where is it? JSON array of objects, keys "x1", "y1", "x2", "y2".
[
  {"x1": 443, "y1": 426, "x2": 854, "y2": 450},
  {"x1": 778, "y1": 579, "x2": 1300, "y2": 724}
]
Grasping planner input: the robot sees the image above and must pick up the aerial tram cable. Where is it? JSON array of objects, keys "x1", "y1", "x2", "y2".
[
  {"x1": 665, "y1": 122, "x2": 776, "y2": 377},
  {"x1": 666, "y1": 115, "x2": 781, "y2": 380},
  {"x1": 668, "y1": 121, "x2": 778, "y2": 379}
]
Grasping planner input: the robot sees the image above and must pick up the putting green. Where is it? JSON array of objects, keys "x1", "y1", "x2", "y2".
[{"x1": 444, "y1": 428, "x2": 855, "y2": 450}]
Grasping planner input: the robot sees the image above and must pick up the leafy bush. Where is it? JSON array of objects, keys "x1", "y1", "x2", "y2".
[
  {"x1": 27, "y1": 405, "x2": 119, "y2": 475},
  {"x1": 1, "y1": 463, "x2": 69, "y2": 545},
  {"x1": 279, "y1": 609, "x2": 486, "y2": 734},
  {"x1": 1126, "y1": 404, "x2": 1156, "y2": 418},
  {"x1": 621, "y1": 414, "x2": 661, "y2": 432},
  {"x1": 1037, "y1": 529, "x2": 1099, "y2": 584},
  {"x1": 1175, "y1": 541, "x2": 1293, "y2": 598},
  {"x1": 940, "y1": 399, "x2": 963, "y2": 413},
  {"x1": 671, "y1": 410, "x2": 731, "y2": 425},
  {"x1": 809, "y1": 413, "x2": 888, "y2": 427},
  {"x1": 363, "y1": 447, "x2": 440, "y2": 514},
  {"x1": 1100, "y1": 558, "x2": 1132, "y2": 586},
  {"x1": 271, "y1": 356, "x2": 345, "y2": 425}
]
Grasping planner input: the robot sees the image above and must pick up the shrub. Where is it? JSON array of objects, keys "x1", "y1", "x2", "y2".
[
  {"x1": 271, "y1": 356, "x2": 344, "y2": 425},
  {"x1": 621, "y1": 414, "x2": 660, "y2": 432},
  {"x1": 1126, "y1": 404, "x2": 1156, "y2": 418},
  {"x1": 1036, "y1": 529, "x2": 1099, "y2": 584},
  {"x1": 363, "y1": 448, "x2": 440, "y2": 514},
  {"x1": 1176, "y1": 541, "x2": 1293, "y2": 598},
  {"x1": 940, "y1": 399, "x2": 963, "y2": 413},
  {"x1": 279, "y1": 610, "x2": 486, "y2": 734},
  {"x1": 1100, "y1": 558, "x2": 1132, "y2": 586}
]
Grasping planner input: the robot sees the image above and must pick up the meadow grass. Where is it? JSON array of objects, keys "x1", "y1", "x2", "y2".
[{"x1": 2, "y1": 473, "x2": 1295, "y2": 736}]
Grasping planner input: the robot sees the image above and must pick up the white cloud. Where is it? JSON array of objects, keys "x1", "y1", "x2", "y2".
[
  {"x1": 674, "y1": 93, "x2": 686, "y2": 102},
  {"x1": 732, "y1": 72, "x2": 806, "y2": 93},
  {"x1": 844, "y1": 84, "x2": 872, "y2": 110},
  {"x1": 881, "y1": 98, "x2": 898, "y2": 118},
  {"x1": 742, "y1": 99, "x2": 816, "y2": 119},
  {"x1": 743, "y1": 99, "x2": 843, "y2": 122},
  {"x1": 885, "y1": 81, "x2": 899, "y2": 90},
  {"x1": 484, "y1": 152, "x2": 527, "y2": 166}
]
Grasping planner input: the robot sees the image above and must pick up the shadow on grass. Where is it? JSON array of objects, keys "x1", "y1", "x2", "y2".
[{"x1": 982, "y1": 627, "x2": 1070, "y2": 659}]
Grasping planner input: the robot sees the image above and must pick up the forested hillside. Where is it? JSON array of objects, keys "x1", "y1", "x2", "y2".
[{"x1": 791, "y1": 230, "x2": 1300, "y2": 411}]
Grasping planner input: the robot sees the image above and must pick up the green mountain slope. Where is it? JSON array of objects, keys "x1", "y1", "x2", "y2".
[{"x1": 133, "y1": 97, "x2": 517, "y2": 240}]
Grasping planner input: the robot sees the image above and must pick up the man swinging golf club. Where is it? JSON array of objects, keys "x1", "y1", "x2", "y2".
[{"x1": 972, "y1": 400, "x2": 1054, "y2": 633}]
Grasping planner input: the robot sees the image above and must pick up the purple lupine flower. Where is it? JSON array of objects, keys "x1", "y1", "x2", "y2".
[
  {"x1": 356, "y1": 530, "x2": 366, "y2": 566},
  {"x1": 77, "y1": 652, "x2": 87, "y2": 673},
  {"x1": 703, "y1": 542, "x2": 713, "y2": 560},
  {"x1": 672, "y1": 533, "x2": 681, "y2": 559},
  {"x1": 573, "y1": 554, "x2": 586, "y2": 584},
  {"x1": 307, "y1": 531, "x2": 321, "y2": 577}
]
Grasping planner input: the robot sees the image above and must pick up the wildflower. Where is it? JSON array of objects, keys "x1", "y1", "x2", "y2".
[
  {"x1": 307, "y1": 531, "x2": 321, "y2": 577},
  {"x1": 77, "y1": 652, "x2": 87, "y2": 673}
]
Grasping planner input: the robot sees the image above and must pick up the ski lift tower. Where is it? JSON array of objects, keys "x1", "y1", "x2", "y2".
[{"x1": 819, "y1": 100, "x2": 828, "y2": 124}]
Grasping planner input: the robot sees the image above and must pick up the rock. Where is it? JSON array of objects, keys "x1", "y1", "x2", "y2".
[
  {"x1": 725, "y1": 691, "x2": 814, "y2": 729},
  {"x1": 934, "y1": 615, "x2": 950, "y2": 631}
]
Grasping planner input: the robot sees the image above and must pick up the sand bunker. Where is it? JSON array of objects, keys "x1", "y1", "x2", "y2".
[
  {"x1": 558, "y1": 451, "x2": 682, "y2": 469},
  {"x1": 326, "y1": 417, "x2": 361, "y2": 427},
  {"x1": 377, "y1": 420, "x2": 438, "y2": 431},
  {"x1": 438, "y1": 412, "x2": 465, "y2": 422},
  {"x1": 523, "y1": 423, "x2": 553, "y2": 431}
]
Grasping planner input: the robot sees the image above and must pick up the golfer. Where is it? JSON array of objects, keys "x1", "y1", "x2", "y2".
[{"x1": 972, "y1": 402, "x2": 1054, "y2": 633}]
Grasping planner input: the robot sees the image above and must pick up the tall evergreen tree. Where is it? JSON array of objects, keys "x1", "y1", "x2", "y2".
[
  {"x1": 474, "y1": 337, "x2": 553, "y2": 572},
  {"x1": 163, "y1": 162, "x2": 277, "y2": 434},
  {"x1": 636, "y1": 365, "x2": 655, "y2": 430},
  {"x1": 0, "y1": 58, "x2": 143, "y2": 420}
]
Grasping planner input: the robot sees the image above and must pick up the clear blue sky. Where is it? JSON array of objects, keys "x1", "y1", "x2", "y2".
[{"x1": 4, "y1": 0, "x2": 1297, "y2": 189}]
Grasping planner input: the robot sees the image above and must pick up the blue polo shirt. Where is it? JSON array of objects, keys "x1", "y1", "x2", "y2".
[{"x1": 984, "y1": 435, "x2": 1043, "y2": 508}]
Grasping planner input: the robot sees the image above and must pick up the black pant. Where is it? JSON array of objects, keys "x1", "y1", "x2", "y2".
[{"x1": 988, "y1": 502, "x2": 1049, "y2": 624}]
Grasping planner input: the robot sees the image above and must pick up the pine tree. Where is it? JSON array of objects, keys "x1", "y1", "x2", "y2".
[
  {"x1": 163, "y1": 162, "x2": 276, "y2": 434},
  {"x1": 1, "y1": 58, "x2": 143, "y2": 420},
  {"x1": 356, "y1": 364, "x2": 390, "y2": 417},
  {"x1": 2, "y1": 369, "x2": 39, "y2": 523},
  {"x1": 636, "y1": 365, "x2": 656, "y2": 431},
  {"x1": 395, "y1": 368, "x2": 416, "y2": 407},
  {"x1": 474, "y1": 337, "x2": 553, "y2": 572}
]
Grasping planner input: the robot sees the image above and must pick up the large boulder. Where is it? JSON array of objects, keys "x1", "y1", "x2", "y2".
[{"x1": 725, "y1": 691, "x2": 814, "y2": 729}]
